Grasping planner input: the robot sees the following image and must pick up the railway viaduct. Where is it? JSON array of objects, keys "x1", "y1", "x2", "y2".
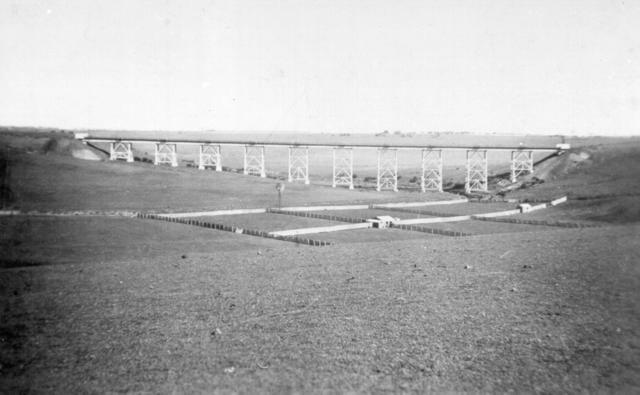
[{"x1": 81, "y1": 135, "x2": 568, "y2": 193}]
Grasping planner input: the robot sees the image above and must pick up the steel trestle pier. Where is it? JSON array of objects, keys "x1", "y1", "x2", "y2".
[{"x1": 88, "y1": 136, "x2": 567, "y2": 193}]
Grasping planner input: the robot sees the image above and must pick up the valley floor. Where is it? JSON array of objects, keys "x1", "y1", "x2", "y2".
[
  {"x1": 1, "y1": 130, "x2": 639, "y2": 393},
  {"x1": 1, "y1": 216, "x2": 639, "y2": 393}
]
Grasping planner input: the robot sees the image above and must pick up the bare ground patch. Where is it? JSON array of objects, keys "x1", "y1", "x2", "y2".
[{"x1": 1, "y1": 220, "x2": 639, "y2": 393}]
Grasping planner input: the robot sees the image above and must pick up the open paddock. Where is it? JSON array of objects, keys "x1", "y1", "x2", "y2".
[
  {"x1": 305, "y1": 208, "x2": 438, "y2": 221},
  {"x1": 302, "y1": 202, "x2": 522, "y2": 222},
  {"x1": 196, "y1": 213, "x2": 344, "y2": 233},
  {"x1": 3, "y1": 130, "x2": 640, "y2": 393},
  {"x1": 397, "y1": 202, "x2": 520, "y2": 216},
  {"x1": 301, "y1": 227, "x2": 444, "y2": 244},
  {"x1": 0, "y1": 216, "x2": 283, "y2": 267},
  {"x1": 4, "y1": 217, "x2": 638, "y2": 393},
  {"x1": 6, "y1": 148, "x2": 460, "y2": 213}
]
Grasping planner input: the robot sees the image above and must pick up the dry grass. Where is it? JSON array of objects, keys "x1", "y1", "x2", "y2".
[
  {"x1": 198, "y1": 214, "x2": 343, "y2": 233},
  {"x1": 507, "y1": 143, "x2": 640, "y2": 223},
  {"x1": 415, "y1": 220, "x2": 564, "y2": 235},
  {"x1": 307, "y1": 209, "x2": 436, "y2": 221},
  {"x1": 1, "y1": 130, "x2": 640, "y2": 393},
  {"x1": 5, "y1": 149, "x2": 459, "y2": 213},
  {"x1": 1, "y1": 217, "x2": 639, "y2": 393}
]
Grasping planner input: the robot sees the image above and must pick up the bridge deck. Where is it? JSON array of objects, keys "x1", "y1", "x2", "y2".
[{"x1": 83, "y1": 136, "x2": 563, "y2": 152}]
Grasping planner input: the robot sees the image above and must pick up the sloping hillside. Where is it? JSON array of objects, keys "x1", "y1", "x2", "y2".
[
  {"x1": 506, "y1": 141, "x2": 640, "y2": 222},
  {"x1": 2, "y1": 129, "x2": 639, "y2": 222},
  {"x1": 0, "y1": 129, "x2": 106, "y2": 160},
  {"x1": 1, "y1": 131, "x2": 456, "y2": 212}
]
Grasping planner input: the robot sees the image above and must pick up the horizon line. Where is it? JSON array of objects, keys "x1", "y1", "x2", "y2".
[{"x1": 0, "y1": 124, "x2": 638, "y2": 138}]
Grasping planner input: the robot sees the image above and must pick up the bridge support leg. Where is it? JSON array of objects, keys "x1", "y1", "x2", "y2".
[
  {"x1": 110, "y1": 142, "x2": 134, "y2": 162},
  {"x1": 288, "y1": 146, "x2": 309, "y2": 184},
  {"x1": 465, "y1": 149, "x2": 488, "y2": 193},
  {"x1": 199, "y1": 144, "x2": 222, "y2": 171},
  {"x1": 154, "y1": 143, "x2": 178, "y2": 167},
  {"x1": 510, "y1": 150, "x2": 533, "y2": 182},
  {"x1": 244, "y1": 145, "x2": 266, "y2": 177},
  {"x1": 332, "y1": 147, "x2": 354, "y2": 189},
  {"x1": 421, "y1": 149, "x2": 443, "y2": 192},
  {"x1": 377, "y1": 148, "x2": 398, "y2": 192}
]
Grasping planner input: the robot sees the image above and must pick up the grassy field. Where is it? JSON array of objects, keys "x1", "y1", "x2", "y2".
[
  {"x1": 2, "y1": 147, "x2": 457, "y2": 213},
  {"x1": 307, "y1": 208, "x2": 436, "y2": 221},
  {"x1": 411, "y1": 220, "x2": 564, "y2": 235},
  {"x1": 1, "y1": 129, "x2": 639, "y2": 393},
  {"x1": 198, "y1": 214, "x2": 344, "y2": 233},
  {"x1": 384, "y1": 202, "x2": 519, "y2": 216},
  {"x1": 2, "y1": 217, "x2": 638, "y2": 393}
]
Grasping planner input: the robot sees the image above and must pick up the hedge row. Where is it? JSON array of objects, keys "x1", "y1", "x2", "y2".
[
  {"x1": 137, "y1": 213, "x2": 331, "y2": 246},
  {"x1": 390, "y1": 223, "x2": 472, "y2": 237},
  {"x1": 267, "y1": 208, "x2": 368, "y2": 224},
  {"x1": 472, "y1": 216, "x2": 601, "y2": 228}
]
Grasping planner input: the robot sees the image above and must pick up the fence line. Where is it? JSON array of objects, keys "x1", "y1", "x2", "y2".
[
  {"x1": 139, "y1": 213, "x2": 332, "y2": 246},
  {"x1": 390, "y1": 223, "x2": 473, "y2": 237},
  {"x1": 266, "y1": 208, "x2": 369, "y2": 224},
  {"x1": 471, "y1": 216, "x2": 602, "y2": 228}
]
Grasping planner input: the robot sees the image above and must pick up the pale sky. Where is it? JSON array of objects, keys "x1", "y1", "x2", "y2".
[{"x1": 1, "y1": 0, "x2": 638, "y2": 135}]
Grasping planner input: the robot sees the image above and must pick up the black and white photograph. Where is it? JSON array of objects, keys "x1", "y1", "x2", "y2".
[{"x1": 1, "y1": 0, "x2": 639, "y2": 393}]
